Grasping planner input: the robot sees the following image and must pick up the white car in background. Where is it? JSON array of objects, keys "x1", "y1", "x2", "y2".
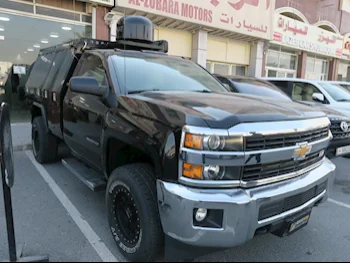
[
  {"x1": 264, "y1": 78, "x2": 350, "y2": 118},
  {"x1": 328, "y1": 81, "x2": 350, "y2": 92}
]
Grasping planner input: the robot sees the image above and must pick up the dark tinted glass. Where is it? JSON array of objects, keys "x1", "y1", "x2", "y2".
[
  {"x1": 232, "y1": 79, "x2": 291, "y2": 100},
  {"x1": 113, "y1": 54, "x2": 228, "y2": 93},
  {"x1": 77, "y1": 54, "x2": 107, "y2": 86}
]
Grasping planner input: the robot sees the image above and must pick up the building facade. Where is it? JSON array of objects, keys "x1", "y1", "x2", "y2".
[{"x1": 266, "y1": 0, "x2": 350, "y2": 81}]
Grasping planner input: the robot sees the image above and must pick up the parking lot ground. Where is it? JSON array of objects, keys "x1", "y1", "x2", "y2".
[{"x1": 1, "y1": 152, "x2": 350, "y2": 262}]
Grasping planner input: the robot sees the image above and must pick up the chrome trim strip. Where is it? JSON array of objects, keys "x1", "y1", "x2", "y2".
[
  {"x1": 228, "y1": 117, "x2": 330, "y2": 136},
  {"x1": 258, "y1": 190, "x2": 326, "y2": 225},
  {"x1": 182, "y1": 148, "x2": 245, "y2": 156},
  {"x1": 240, "y1": 158, "x2": 325, "y2": 188},
  {"x1": 178, "y1": 176, "x2": 241, "y2": 188}
]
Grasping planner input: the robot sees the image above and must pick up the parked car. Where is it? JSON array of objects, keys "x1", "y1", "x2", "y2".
[
  {"x1": 264, "y1": 78, "x2": 350, "y2": 117},
  {"x1": 216, "y1": 75, "x2": 350, "y2": 158},
  {"x1": 328, "y1": 81, "x2": 350, "y2": 91},
  {"x1": 25, "y1": 16, "x2": 335, "y2": 262}
]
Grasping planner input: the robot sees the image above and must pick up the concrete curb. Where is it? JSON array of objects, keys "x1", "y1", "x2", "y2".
[{"x1": 13, "y1": 144, "x2": 32, "y2": 152}]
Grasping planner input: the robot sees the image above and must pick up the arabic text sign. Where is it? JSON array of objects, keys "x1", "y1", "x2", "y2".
[
  {"x1": 340, "y1": 0, "x2": 350, "y2": 14},
  {"x1": 116, "y1": 0, "x2": 275, "y2": 39},
  {"x1": 272, "y1": 14, "x2": 343, "y2": 58},
  {"x1": 342, "y1": 36, "x2": 350, "y2": 60}
]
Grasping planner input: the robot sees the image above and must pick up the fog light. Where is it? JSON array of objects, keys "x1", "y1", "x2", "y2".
[
  {"x1": 195, "y1": 208, "x2": 207, "y2": 222},
  {"x1": 319, "y1": 150, "x2": 325, "y2": 157}
]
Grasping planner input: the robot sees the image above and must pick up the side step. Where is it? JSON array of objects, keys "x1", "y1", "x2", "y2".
[{"x1": 62, "y1": 158, "x2": 106, "y2": 192}]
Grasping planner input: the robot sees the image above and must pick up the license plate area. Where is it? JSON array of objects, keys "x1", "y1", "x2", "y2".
[
  {"x1": 272, "y1": 209, "x2": 312, "y2": 237},
  {"x1": 336, "y1": 145, "x2": 350, "y2": 156}
]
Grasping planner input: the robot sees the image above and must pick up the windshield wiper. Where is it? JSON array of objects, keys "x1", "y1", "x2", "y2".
[
  {"x1": 337, "y1": 99, "x2": 350, "y2": 102},
  {"x1": 128, "y1": 89, "x2": 160, "y2": 94}
]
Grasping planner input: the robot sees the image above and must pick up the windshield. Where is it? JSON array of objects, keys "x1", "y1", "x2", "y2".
[
  {"x1": 319, "y1": 82, "x2": 350, "y2": 102},
  {"x1": 231, "y1": 79, "x2": 292, "y2": 101},
  {"x1": 112, "y1": 53, "x2": 228, "y2": 94}
]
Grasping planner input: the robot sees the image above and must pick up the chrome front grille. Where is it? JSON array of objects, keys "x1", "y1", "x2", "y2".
[
  {"x1": 242, "y1": 150, "x2": 324, "y2": 182},
  {"x1": 245, "y1": 127, "x2": 329, "y2": 151},
  {"x1": 330, "y1": 120, "x2": 350, "y2": 140}
]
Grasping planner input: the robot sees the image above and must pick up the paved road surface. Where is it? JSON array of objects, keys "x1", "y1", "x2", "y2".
[{"x1": 1, "y1": 152, "x2": 349, "y2": 262}]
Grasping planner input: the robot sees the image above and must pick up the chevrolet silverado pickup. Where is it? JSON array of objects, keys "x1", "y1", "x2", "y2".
[{"x1": 25, "y1": 16, "x2": 336, "y2": 262}]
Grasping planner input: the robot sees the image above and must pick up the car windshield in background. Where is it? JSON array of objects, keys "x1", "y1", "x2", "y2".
[
  {"x1": 319, "y1": 82, "x2": 350, "y2": 102},
  {"x1": 112, "y1": 54, "x2": 228, "y2": 94},
  {"x1": 231, "y1": 79, "x2": 292, "y2": 101}
]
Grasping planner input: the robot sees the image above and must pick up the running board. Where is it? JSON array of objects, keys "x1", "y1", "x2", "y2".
[{"x1": 62, "y1": 158, "x2": 106, "y2": 192}]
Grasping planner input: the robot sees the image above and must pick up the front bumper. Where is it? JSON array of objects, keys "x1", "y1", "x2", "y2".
[
  {"x1": 157, "y1": 158, "x2": 335, "y2": 248},
  {"x1": 326, "y1": 138, "x2": 350, "y2": 158}
]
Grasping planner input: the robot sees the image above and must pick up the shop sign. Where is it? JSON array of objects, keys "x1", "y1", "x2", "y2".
[
  {"x1": 340, "y1": 0, "x2": 350, "y2": 14},
  {"x1": 79, "y1": 0, "x2": 114, "y2": 7},
  {"x1": 115, "y1": 0, "x2": 276, "y2": 40},
  {"x1": 342, "y1": 36, "x2": 350, "y2": 60},
  {"x1": 272, "y1": 14, "x2": 343, "y2": 58}
]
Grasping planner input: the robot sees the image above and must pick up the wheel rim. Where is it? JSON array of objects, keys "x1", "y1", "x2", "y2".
[
  {"x1": 33, "y1": 130, "x2": 39, "y2": 156},
  {"x1": 113, "y1": 185, "x2": 141, "y2": 246}
]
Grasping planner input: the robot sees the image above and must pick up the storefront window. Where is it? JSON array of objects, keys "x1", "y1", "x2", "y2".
[
  {"x1": 265, "y1": 46, "x2": 297, "y2": 78},
  {"x1": 0, "y1": 0, "x2": 92, "y2": 122},
  {"x1": 306, "y1": 56, "x2": 328, "y2": 81},
  {"x1": 267, "y1": 51, "x2": 279, "y2": 68},
  {"x1": 279, "y1": 53, "x2": 296, "y2": 70},
  {"x1": 337, "y1": 61, "x2": 350, "y2": 81},
  {"x1": 214, "y1": 64, "x2": 229, "y2": 75},
  {"x1": 207, "y1": 61, "x2": 247, "y2": 76}
]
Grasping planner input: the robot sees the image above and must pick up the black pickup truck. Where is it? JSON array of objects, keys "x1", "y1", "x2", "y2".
[{"x1": 25, "y1": 16, "x2": 336, "y2": 262}]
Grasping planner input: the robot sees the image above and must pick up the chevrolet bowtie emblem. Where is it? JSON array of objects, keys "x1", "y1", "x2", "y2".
[{"x1": 294, "y1": 142, "x2": 312, "y2": 160}]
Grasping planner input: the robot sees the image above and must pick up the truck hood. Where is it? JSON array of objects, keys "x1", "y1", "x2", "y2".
[{"x1": 122, "y1": 91, "x2": 326, "y2": 129}]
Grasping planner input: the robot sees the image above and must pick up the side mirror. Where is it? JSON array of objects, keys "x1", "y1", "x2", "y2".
[
  {"x1": 312, "y1": 93, "x2": 325, "y2": 103},
  {"x1": 70, "y1": 77, "x2": 108, "y2": 97}
]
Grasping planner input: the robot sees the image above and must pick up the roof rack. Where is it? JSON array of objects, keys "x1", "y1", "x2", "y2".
[{"x1": 39, "y1": 38, "x2": 168, "y2": 55}]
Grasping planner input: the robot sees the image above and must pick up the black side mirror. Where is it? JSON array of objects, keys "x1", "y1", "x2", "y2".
[{"x1": 70, "y1": 77, "x2": 108, "y2": 97}]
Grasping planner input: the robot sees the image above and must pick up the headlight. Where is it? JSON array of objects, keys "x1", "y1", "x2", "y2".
[
  {"x1": 184, "y1": 133, "x2": 243, "y2": 151},
  {"x1": 182, "y1": 163, "x2": 241, "y2": 181}
]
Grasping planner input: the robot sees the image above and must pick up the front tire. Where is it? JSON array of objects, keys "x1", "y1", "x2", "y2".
[
  {"x1": 32, "y1": 116, "x2": 58, "y2": 163},
  {"x1": 106, "y1": 164, "x2": 163, "y2": 262}
]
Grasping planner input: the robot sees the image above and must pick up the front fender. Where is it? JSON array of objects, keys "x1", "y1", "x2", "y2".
[{"x1": 101, "y1": 111, "x2": 181, "y2": 182}]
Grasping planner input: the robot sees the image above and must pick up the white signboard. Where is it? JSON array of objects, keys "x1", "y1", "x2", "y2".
[
  {"x1": 13, "y1": 66, "x2": 26, "y2": 75},
  {"x1": 79, "y1": 0, "x2": 114, "y2": 7},
  {"x1": 116, "y1": 0, "x2": 276, "y2": 40},
  {"x1": 272, "y1": 14, "x2": 343, "y2": 58}
]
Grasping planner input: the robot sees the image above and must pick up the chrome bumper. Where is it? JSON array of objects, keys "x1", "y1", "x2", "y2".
[{"x1": 157, "y1": 158, "x2": 335, "y2": 248}]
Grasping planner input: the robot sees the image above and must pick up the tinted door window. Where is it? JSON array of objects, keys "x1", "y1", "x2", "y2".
[{"x1": 77, "y1": 54, "x2": 107, "y2": 86}]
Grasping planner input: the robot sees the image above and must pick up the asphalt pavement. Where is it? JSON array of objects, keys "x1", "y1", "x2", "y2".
[{"x1": 0, "y1": 151, "x2": 350, "y2": 262}]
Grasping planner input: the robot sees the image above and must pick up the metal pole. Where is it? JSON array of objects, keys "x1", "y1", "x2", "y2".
[{"x1": 1, "y1": 161, "x2": 17, "y2": 262}]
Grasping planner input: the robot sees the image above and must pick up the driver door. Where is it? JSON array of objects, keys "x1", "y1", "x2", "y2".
[{"x1": 63, "y1": 53, "x2": 109, "y2": 170}]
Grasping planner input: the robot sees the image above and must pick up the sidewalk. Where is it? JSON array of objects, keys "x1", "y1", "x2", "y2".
[{"x1": 11, "y1": 122, "x2": 32, "y2": 152}]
